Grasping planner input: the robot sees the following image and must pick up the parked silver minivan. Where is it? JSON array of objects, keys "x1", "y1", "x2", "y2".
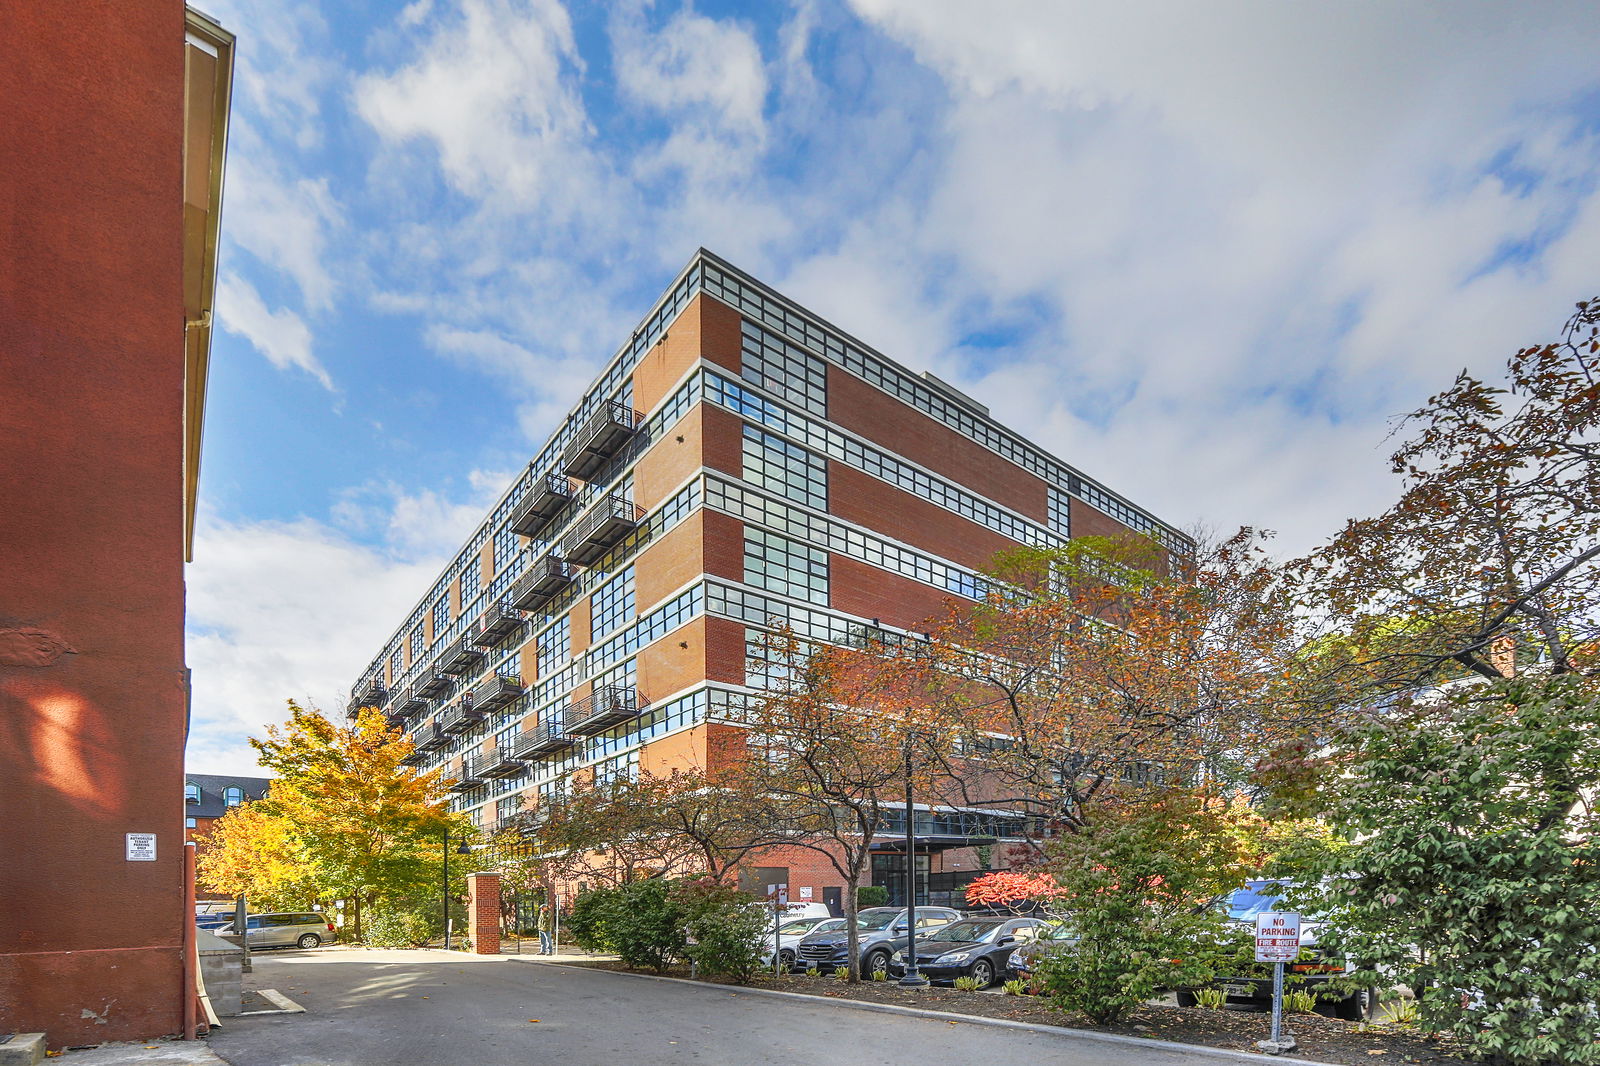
[{"x1": 244, "y1": 912, "x2": 336, "y2": 950}]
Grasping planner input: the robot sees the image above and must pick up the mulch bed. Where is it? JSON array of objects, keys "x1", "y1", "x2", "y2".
[{"x1": 556, "y1": 960, "x2": 1473, "y2": 1065}]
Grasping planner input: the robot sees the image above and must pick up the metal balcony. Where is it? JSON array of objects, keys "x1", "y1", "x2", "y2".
[
  {"x1": 472, "y1": 672, "x2": 524, "y2": 714},
  {"x1": 414, "y1": 664, "x2": 453, "y2": 699},
  {"x1": 398, "y1": 686, "x2": 430, "y2": 716},
  {"x1": 507, "y1": 555, "x2": 574, "y2": 611},
  {"x1": 564, "y1": 684, "x2": 644, "y2": 736},
  {"x1": 399, "y1": 747, "x2": 429, "y2": 767},
  {"x1": 385, "y1": 707, "x2": 412, "y2": 731},
  {"x1": 507, "y1": 719, "x2": 576, "y2": 759},
  {"x1": 479, "y1": 744, "x2": 526, "y2": 779},
  {"x1": 471, "y1": 598, "x2": 522, "y2": 647},
  {"x1": 439, "y1": 635, "x2": 483, "y2": 676},
  {"x1": 508, "y1": 472, "x2": 575, "y2": 538},
  {"x1": 438, "y1": 697, "x2": 483, "y2": 735},
  {"x1": 414, "y1": 721, "x2": 447, "y2": 752},
  {"x1": 347, "y1": 679, "x2": 387, "y2": 716},
  {"x1": 560, "y1": 400, "x2": 640, "y2": 480},
  {"x1": 562, "y1": 494, "x2": 642, "y2": 565},
  {"x1": 449, "y1": 758, "x2": 484, "y2": 792}
]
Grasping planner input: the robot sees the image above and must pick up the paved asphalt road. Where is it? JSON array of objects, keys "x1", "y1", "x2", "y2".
[{"x1": 211, "y1": 948, "x2": 1272, "y2": 1066}]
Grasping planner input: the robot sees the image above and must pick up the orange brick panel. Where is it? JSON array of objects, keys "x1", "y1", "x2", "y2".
[
  {"x1": 699, "y1": 403, "x2": 746, "y2": 479},
  {"x1": 826, "y1": 366, "x2": 1049, "y2": 523},
  {"x1": 639, "y1": 725, "x2": 709, "y2": 776},
  {"x1": 703, "y1": 616, "x2": 748, "y2": 685},
  {"x1": 634, "y1": 513, "x2": 705, "y2": 613},
  {"x1": 829, "y1": 554, "x2": 952, "y2": 633},
  {"x1": 701, "y1": 510, "x2": 745, "y2": 584},
  {"x1": 635, "y1": 617, "x2": 707, "y2": 704},
  {"x1": 828, "y1": 463, "x2": 1019, "y2": 573},
  {"x1": 634, "y1": 406, "x2": 704, "y2": 512}
]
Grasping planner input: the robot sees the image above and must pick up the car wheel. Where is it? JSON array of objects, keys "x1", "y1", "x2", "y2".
[
  {"x1": 296, "y1": 933, "x2": 322, "y2": 949},
  {"x1": 969, "y1": 959, "x2": 995, "y2": 988},
  {"x1": 1334, "y1": 988, "x2": 1375, "y2": 1022},
  {"x1": 1175, "y1": 990, "x2": 1199, "y2": 1008},
  {"x1": 778, "y1": 949, "x2": 796, "y2": 969},
  {"x1": 865, "y1": 948, "x2": 891, "y2": 974}
]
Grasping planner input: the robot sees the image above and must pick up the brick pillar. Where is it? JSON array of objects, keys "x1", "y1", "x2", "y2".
[{"x1": 465, "y1": 872, "x2": 501, "y2": 955}]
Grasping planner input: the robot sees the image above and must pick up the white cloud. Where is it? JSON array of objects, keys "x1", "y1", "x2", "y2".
[
  {"x1": 354, "y1": 0, "x2": 597, "y2": 209},
  {"x1": 185, "y1": 513, "x2": 447, "y2": 775},
  {"x1": 216, "y1": 272, "x2": 335, "y2": 390}
]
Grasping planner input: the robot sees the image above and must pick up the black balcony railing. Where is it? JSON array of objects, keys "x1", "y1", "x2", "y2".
[
  {"x1": 507, "y1": 555, "x2": 574, "y2": 611},
  {"x1": 471, "y1": 598, "x2": 523, "y2": 647},
  {"x1": 439, "y1": 635, "x2": 483, "y2": 676},
  {"x1": 480, "y1": 744, "x2": 526, "y2": 779},
  {"x1": 564, "y1": 684, "x2": 644, "y2": 736},
  {"x1": 414, "y1": 665, "x2": 453, "y2": 699},
  {"x1": 560, "y1": 400, "x2": 640, "y2": 480},
  {"x1": 449, "y1": 757, "x2": 484, "y2": 792},
  {"x1": 414, "y1": 721, "x2": 447, "y2": 752},
  {"x1": 438, "y1": 697, "x2": 483, "y2": 735},
  {"x1": 508, "y1": 472, "x2": 575, "y2": 538},
  {"x1": 472, "y1": 672, "x2": 524, "y2": 714},
  {"x1": 507, "y1": 718, "x2": 575, "y2": 759},
  {"x1": 399, "y1": 747, "x2": 429, "y2": 767},
  {"x1": 399, "y1": 686, "x2": 430, "y2": 716},
  {"x1": 347, "y1": 679, "x2": 387, "y2": 716},
  {"x1": 562, "y1": 494, "x2": 642, "y2": 565}
]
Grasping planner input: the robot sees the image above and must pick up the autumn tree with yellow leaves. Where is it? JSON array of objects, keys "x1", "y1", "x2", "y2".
[{"x1": 198, "y1": 702, "x2": 467, "y2": 938}]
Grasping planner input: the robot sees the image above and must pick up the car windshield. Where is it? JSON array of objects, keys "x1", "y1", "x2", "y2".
[
  {"x1": 1036, "y1": 922, "x2": 1076, "y2": 941},
  {"x1": 925, "y1": 920, "x2": 1002, "y2": 943},
  {"x1": 856, "y1": 911, "x2": 899, "y2": 931},
  {"x1": 778, "y1": 920, "x2": 818, "y2": 935},
  {"x1": 1223, "y1": 883, "x2": 1291, "y2": 921}
]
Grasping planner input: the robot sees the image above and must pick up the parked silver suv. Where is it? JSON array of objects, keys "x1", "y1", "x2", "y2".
[{"x1": 244, "y1": 912, "x2": 336, "y2": 950}]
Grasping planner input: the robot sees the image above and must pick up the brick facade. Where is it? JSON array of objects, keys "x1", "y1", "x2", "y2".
[{"x1": 465, "y1": 872, "x2": 501, "y2": 955}]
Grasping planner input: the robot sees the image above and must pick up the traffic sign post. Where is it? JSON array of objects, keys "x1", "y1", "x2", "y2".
[
  {"x1": 1254, "y1": 911, "x2": 1301, "y2": 1055},
  {"x1": 767, "y1": 884, "x2": 788, "y2": 978}
]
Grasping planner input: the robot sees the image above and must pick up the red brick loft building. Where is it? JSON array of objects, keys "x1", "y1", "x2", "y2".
[
  {"x1": 0, "y1": 3, "x2": 233, "y2": 1050},
  {"x1": 348, "y1": 251, "x2": 1189, "y2": 911}
]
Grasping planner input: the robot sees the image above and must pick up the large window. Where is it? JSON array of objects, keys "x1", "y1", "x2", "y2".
[
  {"x1": 538, "y1": 615, "x2": 570, "y2": 677},
  {"x1": 590, "y1": 566, "x2": 635, "y2": 641},
  {"x1": 409, "y1": 625, "x2": 424, "y2": 662},
  {"x1": 460, "y1": 556, "x2": 481, "y2": 606},
  {"x1": 742, "y1": 425, "x2": 826, "y2": 510},
  {"x1": 431, "y1": 596, "x2": 450, "y2": 637},
  {"x1": 740, "y1": 320, "x2": 827, "y2": 416},
  {"x1": 744, "y1": 529, "x2": 829, "y2": 605}
]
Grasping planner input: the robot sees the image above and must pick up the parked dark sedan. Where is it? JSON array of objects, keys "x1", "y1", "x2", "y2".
[{"x1": 887, "y1": 916, "x2": 1046, "y2": 987}]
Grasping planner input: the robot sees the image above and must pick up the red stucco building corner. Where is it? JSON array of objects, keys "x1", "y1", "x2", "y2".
[{"x1": 0, "y1": 3, "x2": 233, "y2": 1049}]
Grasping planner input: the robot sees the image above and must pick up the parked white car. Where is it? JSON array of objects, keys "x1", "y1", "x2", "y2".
[{"x1": 766, "y1": 916, "x2": 845, "y2": 969}]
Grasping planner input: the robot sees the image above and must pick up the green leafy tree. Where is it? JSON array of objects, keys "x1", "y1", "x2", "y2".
[
  {"x1": 202, "y1": 701, "x2": 465, "y2": 939},
  {"x1": 1033, "y1": 789, "x2": 1256, "y2": 1024},
  {"x1": 1303, "y1": 676, "x2": 1600, "y2": 1065}
]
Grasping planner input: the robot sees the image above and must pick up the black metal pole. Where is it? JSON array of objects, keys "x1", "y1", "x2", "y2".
[
  {"x1": 443, "y1": 826, "x2": 451, "y2": 951},
  {"x1": 899, "y1": 738, "x2": 926, "y2": 987}
]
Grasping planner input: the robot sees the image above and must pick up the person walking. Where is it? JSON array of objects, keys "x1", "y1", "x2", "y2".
[{"x1": 536, "y1": 902, "x2": 554, "y2": 956}]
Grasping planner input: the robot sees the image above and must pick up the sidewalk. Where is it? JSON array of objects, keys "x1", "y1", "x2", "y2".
[
  {"x1": 59, "y1": 1041, "x2": 228, "y2": 1066},
  {"x1": 498, "y1": 943, "x2": 617, "y2": 963}
]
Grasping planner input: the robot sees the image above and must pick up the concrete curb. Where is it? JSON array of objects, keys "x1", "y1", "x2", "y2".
[{"x1": 507, "y1": 958, "x2": 1344, "y2": 1065}]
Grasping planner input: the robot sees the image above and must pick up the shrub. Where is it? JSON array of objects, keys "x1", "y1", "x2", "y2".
[
  {"x1": 1284, "y1": 990, "x2": 1317, "y2": 1014},
  {"x1": 833, "y1": 966, "x2": 849, "y2": 980},
  {"x1": 871, "y1": 969, "x2": 887, "y2": 982},
  {"x1": 608, "y1": 879, "x2": 688, "y2": 972},
  {"x1": 806, "y1": 967, "x2": 821, "y2": 978},
  {"x1": 1033, "y1": 790, "x2": 1255, "y2": 1024},
  {"x1": 564, "y1": 887, "x2": 620, "y2": 953},
  {"x1": 674, "y1": 879, "x2": 768, "y2": 985},
  {"x1": 953, "y1": 976, "x2": 982, "y2": 991},
  {"x1": 1194, "y1": 988, "x2": 1227, "y2": 1010},
  {"x1": 855, "y1": 886, "x2": 889, "y2": 908},
  {"x1": 364, "y1": 909, "x2": 434, "y2": 948},
  {"x1": 1002, "y1": 979, "x2": 1028, "y2": 996}
]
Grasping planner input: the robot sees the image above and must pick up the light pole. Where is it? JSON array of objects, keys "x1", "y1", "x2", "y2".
[
  {"x1": 898, "y1": 735, "x2": 927, "y2": 988},
  {"x1": 442, "y1": 827, "x2": 471, "y2": 950}
]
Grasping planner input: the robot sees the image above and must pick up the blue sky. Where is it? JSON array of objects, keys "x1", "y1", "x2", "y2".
[{"x1": 186, "y1": 0, "x2": 1600, "y2": 773}]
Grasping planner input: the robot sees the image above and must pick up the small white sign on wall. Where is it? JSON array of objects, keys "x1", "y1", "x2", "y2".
[
  {"x1": 126, "y1": 833, "x2": 157, "y2": 861},
  {"x1": 798, "y1": 887, "x2": 814, "y2": 900}
]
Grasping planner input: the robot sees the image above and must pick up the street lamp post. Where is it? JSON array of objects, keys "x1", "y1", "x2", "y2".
[
  {"x1": 898, "y1": 736, "x2": 927, "y2": 988},
  {"x1": 442, "y1": 827, "x2": 471, "y2": 950}
]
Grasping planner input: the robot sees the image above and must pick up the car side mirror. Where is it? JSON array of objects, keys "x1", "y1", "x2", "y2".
[
  {"x1": 998, "y1": 935, "x2": 1016, "y2": 945},
  {"x1": 893, "y1": 923, "x2": 908, "y2": 933}
]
